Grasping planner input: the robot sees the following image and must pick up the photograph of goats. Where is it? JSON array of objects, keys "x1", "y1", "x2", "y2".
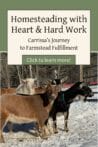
[{"x1": 0, "y1": 52, "x2": 98, "y2": 146}]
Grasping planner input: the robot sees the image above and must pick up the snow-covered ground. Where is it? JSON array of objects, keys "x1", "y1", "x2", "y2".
[{"x1": 1, "y1": 86, "x2": 98, "y2": 147}]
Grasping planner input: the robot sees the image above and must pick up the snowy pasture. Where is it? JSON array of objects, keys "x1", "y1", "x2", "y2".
[{"x1": 1, "y1": 86, "x2": 98, "y2": 147}]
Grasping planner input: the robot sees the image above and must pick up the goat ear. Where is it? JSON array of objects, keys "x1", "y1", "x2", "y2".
[
  {"x1": 46, "y1": 83, "x2": 51, "y2": 89},
  {"x1": 80, "y1": 83, "x2": 83, "y2": 88},
  {"x1": 49, "y1": 79, "x2": 52, "y2": 82},
  {"x1": 21, "y1": 79, "x2": 26, "y2": 84},
  {"x1": 80, "y1": 82, "x2": 86, "y2": 88},
  {"x1": 45, "y1": 80, "x2": 51, "y2": 86},
  {"x1": 47, "y1": 79, "x2": 52, "y2": 84}
]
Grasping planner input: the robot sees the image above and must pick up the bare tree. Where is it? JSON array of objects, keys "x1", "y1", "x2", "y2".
[
  {"x1": 16, "y1": 66, "x2": 21, "y2": 83},
  {"x1": 36, "y1": 65, "x2": 39, "y2": 86},
  {"x1": 21, "y1": 65, "x2": 24, "y2": 79},
  {"x1": 80, "y1": 65, "x2": 83, "y2": 81},
  {"x1": 29, "y1": 65, "x2": 33, "y2": 78},
  {"x1": 58, "y1": 65, "x2": 61, "y2": 78},
  {"x1": 6, "y1": 64, "x2": 10, "y2": 88}
]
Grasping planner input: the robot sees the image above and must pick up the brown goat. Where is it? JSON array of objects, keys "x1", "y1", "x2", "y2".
[
  {"x1": 0, "y1": 87, "x2": 45, "y2": 95},
  {"x1": 0, "y1": 84, "x2": 59, "y2": 142},
  {"x1": 0, "y1": 78, "x2": 37, "y2": 96},
  {"x1": 0, "y1": 86, "x2": 47, "y2": 133},
  {"x1": 0, "y1": 88, "x2": 16, "y2": 95}
]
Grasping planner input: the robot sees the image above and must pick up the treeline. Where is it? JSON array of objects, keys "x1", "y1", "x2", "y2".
[
  {"x1": 0, "y1": 53, "x2": 97, "y2": 88},
  {"x1": 0, "y1": 53, "x2": 80, "y2": 88}
]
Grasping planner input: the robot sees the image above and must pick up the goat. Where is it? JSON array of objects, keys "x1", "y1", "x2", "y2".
[
  {"x1": 0, "y1": 86, "x2": 47, "y2": 133},
  {"x1": 0, "y1": 88, "x2": 16, "y2": 95},
  {"x1": 0, "y1": 83, "x2": 59, "y2": 142},
  {"x1": 0, "y1": 78, "x2": 37, "y2": 96},
  {"x1": 45, "y1": 82, "x2": 94, "y2": 133},
  {"x1": 16, "y1": 78, "x2": 37, "y2": 95}
]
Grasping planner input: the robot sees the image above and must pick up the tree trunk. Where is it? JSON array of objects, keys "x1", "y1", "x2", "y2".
[
  {"x1": 16, "y1": 66, "x2": 21, "y2": 83},
  {"x1": 29, "y1": 65, "x2": 33, "y2": 78},
  {"x1": 54, "y1": 69, "x2": 58, "y2": 79},
  {"x1": 58, "y1": 66, "x2": 61, "y2": 78},
  {"x1": 6, "y1": 64, "x2": 10, "y2": 88},
  {"x1": 21, "y1": 65, "x2": 24, "y2": 79},
  {"x1": 36, "y1": 65, "x2": 39, "y2": 86},
  {"x1": 80, "y1": 65, "x2": 83, "y2": 81}
]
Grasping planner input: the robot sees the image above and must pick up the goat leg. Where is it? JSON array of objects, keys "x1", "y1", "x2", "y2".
[
  {"x1": 0, "y1": 131, "x2": 4, "y2": 143},
  {"x1": 0, "y1": 110, "x2": 8, "y2": 143},
  {"x1": 7, "y1": 121, "x2": 13, "y2": 133},
  {"x1": 39, "y1": 125, "x2": 49, "y2": 139},
  {"x1": 44, "y1": 119, "x2": 53, "y2": 135},
  {"x1": 38, "y1": 121, "x2": 48, "y2": 139},
  {"x1": 64, "y1": 111, "x2": 69, "y2": 132},
  {"x1": 52, "y1": 115, "x2": 58, "y2": 133}
]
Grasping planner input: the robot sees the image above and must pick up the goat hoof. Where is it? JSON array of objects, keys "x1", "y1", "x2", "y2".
[
  {"x1": 42, "y1": 136, "x2": 48, "y2": 140},
  {"x1": 40, "y1": 133, "x2": 48, "y2": 139},
  {"x1": 40, "y1": 135, "x2": 48, "y2": 140},
  {"x1": 48, "y1": 127, "x2": 54, "y2": 135},
  {"x1": 54, "y1": 129, "x2": 58, "y2": 134},
  {"x1": 0, "y1": 139, "x2": 5, "y2": 143},
  {"x1": 65, "y1": 128, "x2": 69, "y2": 132},
  {"x1": 19, "y1": 139, "x2": 23, "y2": 142}
]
